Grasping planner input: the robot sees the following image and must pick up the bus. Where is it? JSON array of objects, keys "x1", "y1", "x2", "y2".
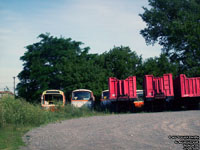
[
  {"x1": 41, "y1": 90, "x2": 66, "y2": 111},
  {"x1": 134, "y1": 90, "x2": 144, "y2": 108},
  {"x1": 100, "y1": 90, "x2": 111, "y2": 107},
  {"x1": 71, "y1": 89, "x2": 95, "y2": 108}
]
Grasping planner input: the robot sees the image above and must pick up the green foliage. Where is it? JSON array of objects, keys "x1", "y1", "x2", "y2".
[
  {"x1": 17, "y1": 33, "x2": 179, "y2": 102},
  {"x1": 17, "y1": 33, "x2": 107, "y2": 102},
  {"x1": 0, "y1": 126, "x2": 28, "y2": 150},
  {"x1": 0, "y1": 97, "x2": 50, "y2": 127},
  {"x1": 142, "y1": 53, "x2": 178, "y2": 77},
  {"x1": 140, "y1": 0, "x2": 200, "y2": 76},
  {"x1": 102, "y1": 46, "x2": 143, "y2": 79},
  {"x1": 0, "y1": 97, "x2": 107, "y2": 150},
  {"x1": 17, "y1": 33, "x2": 144, "y2": 102},
  {"x1": 0, "y1": 97, "x2": 106, "y2": 128},
  {"x1": 97, "y1": 46, "x2": 143, "y2": 89}
]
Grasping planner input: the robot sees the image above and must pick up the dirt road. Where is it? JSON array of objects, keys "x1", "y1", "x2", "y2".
[{"x1": 22, "y1": 111, "x2": 200, "y2": 150}]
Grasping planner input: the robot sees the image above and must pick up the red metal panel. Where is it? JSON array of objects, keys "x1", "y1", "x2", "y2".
[
  {"x1": 163, "y1": 74, "x2": 174, "y2": 97},
  {"x1": 123, "y1": 76, "x2": 137, "y2": 99},
  {"x1": 119, "y1": 80, "x2": 123, "y2": 96},
  {"x1": 108, "y1": 76, "x2": 137, "y2": 99},
  {"x1": 144, "y1": 73, "x2": 174, "y2": 99},
  {"x1": 109, "y1": 77, "x2": 118, "y2": 99},
  {"x1": 144, "y1": 75, "x2": 154, "y2": 98},
  {"x1": 177, "y1": 74, "x2": 200, "y2": 98}
]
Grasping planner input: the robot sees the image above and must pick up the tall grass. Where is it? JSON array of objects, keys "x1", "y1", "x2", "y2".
[
  {"x1": 0, "y1": 96, "x2": 107, "y2": 128},
  {"x1": 0, "y1": 96, "x2": 49, "y2": 127},
  {"x1": 0, "y1": 96, "x2": 108, "y2": 149}
]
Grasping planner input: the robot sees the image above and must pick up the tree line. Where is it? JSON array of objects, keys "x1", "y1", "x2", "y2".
[
  {"x1": 16, "y1": 33, "x2": 176, "y2": 102},
  {"x1": 17, "y1": 0, "x2": 200, "y2": 102}
]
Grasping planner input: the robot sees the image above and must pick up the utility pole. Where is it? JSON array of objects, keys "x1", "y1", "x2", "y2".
[{"x1": 13, "y1": 76, "x2": 15, "y2": 99}]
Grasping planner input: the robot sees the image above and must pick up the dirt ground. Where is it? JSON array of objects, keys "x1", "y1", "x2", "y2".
[{"x1": 21, "y1": 110, "x2": 200, "y2": 150}]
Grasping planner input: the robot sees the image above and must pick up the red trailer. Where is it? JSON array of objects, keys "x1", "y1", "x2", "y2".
[
  {"x1": 108, "y1": 76, "x2": 138, "y2": 112},
  {"x1": 174, "y1": 74, "x2": 200, "y2": 98},
  {"x1": 109, "y1": 76, "x2": 137, "y2": 101},
  {"x1": 143, "y1": 73, "x2": 174, "y2": 111},
  {"x1": 174, "y1": 74, "x2": 200, "y2": 109},
  {"x1": 144, "y1": 73, "x2": 174, "y2": 101}
]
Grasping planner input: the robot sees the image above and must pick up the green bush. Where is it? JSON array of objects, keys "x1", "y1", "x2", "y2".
[
  {"x1": 0, "y1": 97, "x2": 51, "y2": 127},
  {"x1": 0, "y1": 97, "x2": 108, "y2": 150},
  {"x1": 0, "y1": 97, "x2": 107, "y2": 128}
]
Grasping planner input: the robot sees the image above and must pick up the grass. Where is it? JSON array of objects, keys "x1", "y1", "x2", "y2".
[
  {"x1": 0, "y1": 126, "x2": 30, "y2": 150},
  {"x1": 0, "y1": 96, "x2": 109, "y2": 150}
]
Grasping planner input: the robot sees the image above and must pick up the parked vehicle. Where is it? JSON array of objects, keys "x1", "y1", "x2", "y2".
[
  {"x1": 143, "y1": 73, "x2": 174, "y2": 101},
  {"x1": 109, "y1": 76, "x2": 137, "y2": 100},
  {"x1": 134, "y1": 90, "x2": 144, "y2": 108},
  {"x1": 174, "y1": 74, "x2": 200, "y2": 109},
  {"x1": 100, "y1": 90, "x2": 111, "y2": 107},
  {"x1": 109, "y1": 76, "x2": 137, "y2": 112},
  {"x1": 71, "y1": 89, "x2": 95, "y2": 108},
  {"x1": 143, "y1": 73, "x2": 174, "y2": 111},
  {"x1": 41, "y1": 90, "x2": 66, "y2": 111}
]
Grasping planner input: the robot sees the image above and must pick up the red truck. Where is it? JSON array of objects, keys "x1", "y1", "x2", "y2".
[
  {"x1": 174, "y1": 74, "x2": 200, "y2": 109},
  {"x1": 109, "y1": 76, "x2": 142, "y2": 112},
  {"x1": 143, "y1": 73, "x2": 174, "y2": 111}
]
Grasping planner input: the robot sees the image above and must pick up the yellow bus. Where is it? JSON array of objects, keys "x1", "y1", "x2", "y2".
[{"x1": 41, "y1": 90, "x2": 66, "y2": 110}]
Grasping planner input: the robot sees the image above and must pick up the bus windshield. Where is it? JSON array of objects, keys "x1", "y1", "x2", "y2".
[
  {"x1": 72, "y1": 91, "x2": 91, "y2": 100},
  {"x1": 102, "y1": 91, "x2": 109, "y2": 99},
  {"x1": 44, "y1": 94, "x2": 63, "y2": 104}
]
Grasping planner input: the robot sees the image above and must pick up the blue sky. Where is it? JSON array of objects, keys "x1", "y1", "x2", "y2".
[{"x1": 0, "y1": 0, "x2": 161, "y2": 92}]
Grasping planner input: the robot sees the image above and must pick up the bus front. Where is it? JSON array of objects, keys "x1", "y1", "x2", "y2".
[
  {"x1": 100, "y1": 90, "x2": 111, "y2": 107},
  {"x1": 41, "y1": 90, "x2": 65, "y2": 110},
  {"x1": 71, "y1": 89, "x2": 94, "y2": 108}
]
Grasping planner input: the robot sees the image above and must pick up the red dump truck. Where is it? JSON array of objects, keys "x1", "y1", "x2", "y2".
[
  {"x1": 143, "y1": 73, "x2": 174, "y2": 110},
  {"x1": 174, "y1": 74, "x2": 200, "y2": 109},
  {"x1": 109, "y1": 76, "x2": 143, "y2": 112}
]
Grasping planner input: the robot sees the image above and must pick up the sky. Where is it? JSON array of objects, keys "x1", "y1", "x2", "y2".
[{"x1": 0, "y1": 0, "x2": 162, "y2": 93}]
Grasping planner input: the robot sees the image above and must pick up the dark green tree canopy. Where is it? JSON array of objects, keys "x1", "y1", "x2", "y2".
[
  {"x1": 140, "y1": 0, "x2": 200, "y2": 76},
  {"x1": 142, "y1": 53, "x2": 178, "y2": 77},
  {"x1": 17, "y1": 33, "x2": 103, "y2": 102},
  {"x1": 102, "y1": 46, "x2": 142, "y2": 79},
  {"x1": 17, "y1": 33, "x2": 178, "y2": 102}
]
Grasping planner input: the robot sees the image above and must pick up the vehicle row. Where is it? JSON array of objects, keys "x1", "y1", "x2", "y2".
[
  {"x1": 41, "y1": 89, "x2": 95, "y2": 111},
  {"x1": 102, "y1": 73, "x2": 200, "y2": 111},
  {"x1": 41, "y1": 73, "x2": 200, "y2": 111}
]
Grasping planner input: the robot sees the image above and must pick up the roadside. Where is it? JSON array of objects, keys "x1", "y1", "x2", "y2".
[{"x1": 0, "y1": 97, "x2": 108, "y2": 150}]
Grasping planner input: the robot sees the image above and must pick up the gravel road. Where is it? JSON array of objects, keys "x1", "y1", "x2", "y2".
[{"x1": 22, "y1": 111, "x2": 200, "y2": 150}]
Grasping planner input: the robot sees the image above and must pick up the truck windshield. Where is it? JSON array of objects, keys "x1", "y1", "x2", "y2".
[
  {"x1": 102, "y1": 91, "x2": 109, "y2": 99},
  {"x1": 72, "y1": 91, "x2": 91, "y2": 100}
]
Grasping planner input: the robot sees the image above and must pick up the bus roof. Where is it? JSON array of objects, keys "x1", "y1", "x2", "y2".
[
  {"x1": 72, "y1": 89, "x2": 92, "y2": 93},
  {"x1": 102, "y1": 90, "x2": 109, "y2": 93},
  {"x1": 42, "y1": 90, "x2": 64, "y2": 95}
]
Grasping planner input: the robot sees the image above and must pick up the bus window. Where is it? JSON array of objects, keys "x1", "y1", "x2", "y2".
[{"x1": 72, "y1": 91, "x2": 91, "y2": 100}]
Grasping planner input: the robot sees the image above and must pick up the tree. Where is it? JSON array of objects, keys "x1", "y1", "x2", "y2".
[
  {"x1": 102, "y1": 46, "x2": 142, "y2": 79},
  {"x1": 17, "y1": 33, "x2": 106, "y2": 102},
  {"x1": 140, "y1": 0, "x2": 200, "y2": 76},
  {"x1": 142, "y1": 53, "x2": 178, "y2": 77},
  {"x1": 101, "y1": 46, "x2": 143, "y2": 88}
]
